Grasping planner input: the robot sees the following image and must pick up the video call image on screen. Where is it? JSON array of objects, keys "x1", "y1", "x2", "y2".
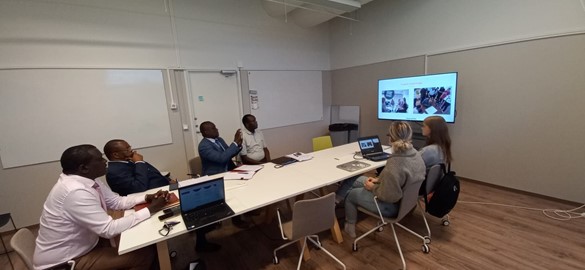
[
  {"x1": 378, "y1": 73, "x2": 457, "y2": 123},
  {"x1": 359, "y1": 138, "x2": 379, "y2": 150}
]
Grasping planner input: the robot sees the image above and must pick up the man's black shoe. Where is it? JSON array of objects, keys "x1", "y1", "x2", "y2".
[{"x1": 195, "y1": 242, "x2": 221, "y2": 253}]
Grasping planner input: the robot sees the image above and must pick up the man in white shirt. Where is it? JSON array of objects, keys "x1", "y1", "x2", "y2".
[
  {"x1": 240, "y1": 114, "x2": 271, "y2": 165},
  {"x1": 33, "y1": 144, "x2": 169, "y2": 270}
]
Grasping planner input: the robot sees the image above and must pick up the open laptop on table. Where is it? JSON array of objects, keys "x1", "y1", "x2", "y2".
[
  {"x1": 179, "y1": 177, "x2": 234, "y2": 230},
  {"x1": 358, "y1": 135, "x2": 391, "y2": 162}
]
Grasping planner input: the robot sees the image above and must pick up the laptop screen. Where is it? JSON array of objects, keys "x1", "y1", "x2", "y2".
[
  {"x1": 179, "y1": 177, "x2": 225, "y2": 212},
  {"x1": 358, "y1": 136, "x2": 384, "y2": 155}
]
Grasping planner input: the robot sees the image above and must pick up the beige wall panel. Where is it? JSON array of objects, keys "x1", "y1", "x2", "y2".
[
  {"x1": 331, "y1": 56, "x2": 425, "y2": 139},
  {"x1": 428, "y1": 34, "x2": 585, "y2": 203}
]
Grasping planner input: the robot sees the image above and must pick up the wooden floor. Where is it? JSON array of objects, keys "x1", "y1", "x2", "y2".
[{"x1": 2, "y1": 179, "x2": 584, "y2": 270}]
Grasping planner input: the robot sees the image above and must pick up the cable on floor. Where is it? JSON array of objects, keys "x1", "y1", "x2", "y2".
[{"x1": 458, "y1": 200, "x2": 585, "y2": 221}]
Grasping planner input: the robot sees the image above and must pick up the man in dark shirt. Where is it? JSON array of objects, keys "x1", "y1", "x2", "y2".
[
  {"x1": 103, "y1": 139, "x2": 172, "y2": 196},
  {"x1": 104, "y1": 139, "x2": 220, "y2": 252}
]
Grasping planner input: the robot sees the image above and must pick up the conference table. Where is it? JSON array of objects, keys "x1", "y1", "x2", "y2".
[{"x1": 118, "y1": 142, "x2": 390, "y2": 270}]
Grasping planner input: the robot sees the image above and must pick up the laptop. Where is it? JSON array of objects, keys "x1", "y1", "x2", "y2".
[
  {"x1": 357, "y1": 135, "x2": 391, "y2": 161},
  {"x1": 179, "y1": 177, "x2": 234, "y2": 230}
]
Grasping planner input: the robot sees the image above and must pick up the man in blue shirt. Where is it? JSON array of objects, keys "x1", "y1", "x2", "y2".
[{"x1": 198, "y1": 121, "x2": 250, "y2": 229}]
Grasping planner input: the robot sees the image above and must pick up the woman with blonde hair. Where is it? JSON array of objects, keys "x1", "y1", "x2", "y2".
[
  {"x1": 343, "y1": 121, "x2": 426, "y2": 238},
  {"x1": 420, "y1": 116, "x2": 452, "y2": 167}
]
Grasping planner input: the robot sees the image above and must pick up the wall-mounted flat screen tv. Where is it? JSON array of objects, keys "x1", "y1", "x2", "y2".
[{"x1": 377, "y1": 72, "x2": 458, "y2": 123}]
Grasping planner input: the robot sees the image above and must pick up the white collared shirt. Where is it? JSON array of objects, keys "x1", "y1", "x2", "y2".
[
  {"x1": 33, "y1": 174, "x2": 150, "y2": 269},
  {"x1": 241, "y1": 129, "x2": 267, "y2": 161}
]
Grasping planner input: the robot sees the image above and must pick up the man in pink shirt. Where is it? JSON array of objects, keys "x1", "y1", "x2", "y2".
[{"x1": 33, "y1": 144, "x2": 168, "y2": 270}]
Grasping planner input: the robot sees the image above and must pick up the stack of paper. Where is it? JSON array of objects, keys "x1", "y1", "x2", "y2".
[
  {"x1": 224, "y1": 165, "x2": 264, "y2": 180},
  {"x1": 286, "y1": 152, "x2": 313, "y2": 161}
]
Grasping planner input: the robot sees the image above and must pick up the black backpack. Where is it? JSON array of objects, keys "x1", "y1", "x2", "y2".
[{"x1": 424, "y1": 163, "x2": 460, "y2": 217}]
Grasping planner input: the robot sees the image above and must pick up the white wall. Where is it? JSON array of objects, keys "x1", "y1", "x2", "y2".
[
  {"x1": 0, "y1": 0, "x2": 330, "y2": 70},
  {"x1": 173, "y1": 0, "x2": 330, "y2": 70},
  {"x1": 0, "y1": 0, "x2": 331, "y2": 228},
  {"x1": 330, "y1": 0, "x2": 585, "y2": 69}
]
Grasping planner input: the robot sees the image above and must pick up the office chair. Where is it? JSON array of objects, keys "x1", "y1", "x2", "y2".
[
  {"x1": 312, "y1": 135, "x2": 333, "y2": 152},
  {"x1": 188, "y1": 156, "x2": 203, "y2": 178},
  {"x1": 273, "y1": 193, "x2": 346, "y2": 270},
  {"x1": 10, "y1": 228, "x2": 75, "y2": 270},
  {"x1": 417, "y1": 164, "x2": 450, "y2": 241},
  {"x1": 0, "y1": 212, "x2": 16, "y2": 269},
  {"x1": 352, "y1": 180, "x2": 429, "y2": 270}
]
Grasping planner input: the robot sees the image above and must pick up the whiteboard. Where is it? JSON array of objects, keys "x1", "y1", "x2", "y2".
[
  {"x1": 0, "y1": 69, "x2": 172, "y2": 168},
  {"x1": 248, "y1": 70, "x2": 323, "y2": 129}
]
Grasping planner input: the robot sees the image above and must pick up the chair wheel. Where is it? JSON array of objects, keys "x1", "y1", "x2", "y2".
[
  {"x1": 442, "y1": 219, "x2": 450, "y2": 226},
  {"x1": 352, "y1": 243, "x2": 358, "y2": 252},
  {"x1": 377, "y1": 226, "x2": 384, "y2": 232},
  {"x1": 422, "y1": 244, "x2": 430, "y2": 253},
  {"x1": 169, "y1": 250, "x2": 177, "y2": 258},
  {"x1": 273, "y1": 256, "x2": 279, "y2": 264},
  {"x1": 423, "y1": 236, "x2": 431, "y2": 244}
]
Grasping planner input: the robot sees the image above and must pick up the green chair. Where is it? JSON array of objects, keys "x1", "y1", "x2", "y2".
[{"x1": 312, "y1": 136, "x2": 333, "y2": 152}]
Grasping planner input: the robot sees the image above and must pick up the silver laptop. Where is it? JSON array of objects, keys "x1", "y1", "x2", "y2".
[
  {"x1": 358, "y1": 135, "x2": 390, "y2": 161},
  {"x1": 179, "y1": 177, "x2": 234, "y2": 230}
]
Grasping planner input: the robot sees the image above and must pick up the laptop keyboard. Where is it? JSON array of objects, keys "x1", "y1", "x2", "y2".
[{"x1": 184, "y1": 204, "x2": 230, "y2": 223}]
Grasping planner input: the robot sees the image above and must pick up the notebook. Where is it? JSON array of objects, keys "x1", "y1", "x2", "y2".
[
  {"x1": 271, "y1": 156, "x2": 298, "y2": 167},
  {"x1": 178, "y1": 177, "x2": 234, "y2": 230},
  {"x1": 357, "y1": 135, "x2": 390, "y2": 161}
]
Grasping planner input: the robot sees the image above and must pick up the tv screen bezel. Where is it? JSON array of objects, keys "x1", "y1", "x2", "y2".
[{"x1": 377, "y1": 72, "x2": 458, "y2": 123}]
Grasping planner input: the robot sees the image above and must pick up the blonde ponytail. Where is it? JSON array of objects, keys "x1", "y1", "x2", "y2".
[{"x1": 388, "y1": 121, "x2": 413, "y2": 154}]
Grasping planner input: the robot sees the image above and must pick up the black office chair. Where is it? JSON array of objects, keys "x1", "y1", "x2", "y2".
[{"x1": 1, "y1": 212, "x2": 17, "y2": 269}]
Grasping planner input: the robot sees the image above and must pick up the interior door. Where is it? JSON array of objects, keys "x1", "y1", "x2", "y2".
[{"x1": 187, "y1": 71, "x2": 242, "y2": 155}]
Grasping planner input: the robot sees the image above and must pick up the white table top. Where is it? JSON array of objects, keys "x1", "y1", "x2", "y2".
[{"x1": 118, "y1": 142, "x2": 389, "y2": 255}]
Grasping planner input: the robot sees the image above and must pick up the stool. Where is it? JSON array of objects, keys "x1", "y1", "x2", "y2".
[{"x1": 1, "y1": 213, "x2": 17, "y2": 269}]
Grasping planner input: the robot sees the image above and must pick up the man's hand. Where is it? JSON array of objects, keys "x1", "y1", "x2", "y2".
[
  {"x1": 234, "y1": 129, "x2": 243, "y2": 146},
  {"x1": 131, "y1": 151, "x2": 144, "y2": 162},
  {"x1": 145, "y1": 190, "x2": 170, "y2": 213},
  {"x1": 145, "y1": 190, "x2": 168, "y2": 203},
  {"x1": 147, "y1": 196, "x2": 168, "y2": 214}
]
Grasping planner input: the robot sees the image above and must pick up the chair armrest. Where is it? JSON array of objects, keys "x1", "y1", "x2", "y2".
[
  {"x1": 276, "y1": 208, "x2": 288, "y2": 240},
  {"x1": 372, "y1": 196, "x2": 386, "y2": 223},
  {"x1": 67, "y1": 260, "x2": 76, "y2": 270}
]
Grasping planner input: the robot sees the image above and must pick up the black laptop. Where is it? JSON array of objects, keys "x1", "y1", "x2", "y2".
[
  {"x1": 357, "y1": 135, "x2": 390, "y2": 161},
  {"x1": 179, "y1": 177, "x2": 234, "y2": 230}
]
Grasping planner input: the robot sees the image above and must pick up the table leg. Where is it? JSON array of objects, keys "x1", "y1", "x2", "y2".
[
  {"x1": 156, "y1": 240, "x2": 172, "y2": 270},
  {"x1": 318, "y1": 187, "x2": 343, "y2": 244},
  {"x1": 331, "y1": 218, "x2": 343, "y2": 244}
]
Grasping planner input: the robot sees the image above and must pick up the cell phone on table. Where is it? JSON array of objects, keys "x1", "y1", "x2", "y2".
[{"x1": 158, "y1": 206, "x2": 180, "y2": 221}]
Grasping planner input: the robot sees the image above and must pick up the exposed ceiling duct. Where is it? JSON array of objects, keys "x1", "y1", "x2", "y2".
[{"x1": 262, "y1": 0, "x2": 373, "y2": 28}]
